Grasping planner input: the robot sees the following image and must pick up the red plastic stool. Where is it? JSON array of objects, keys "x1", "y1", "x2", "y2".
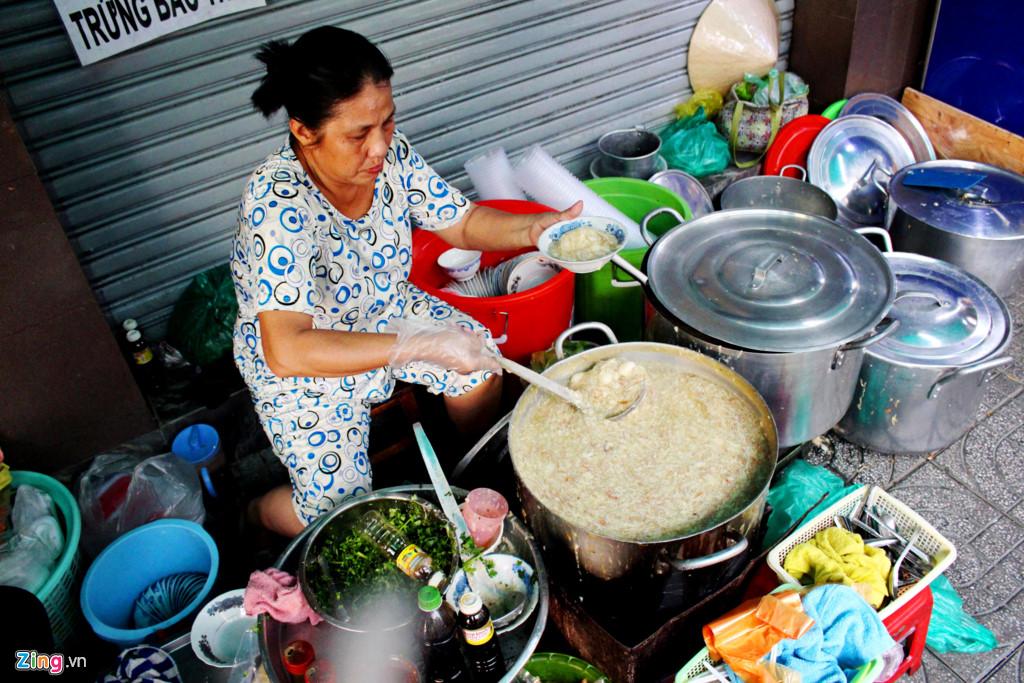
[{"x1": 881, "y1": 587, "x2": 933, "y2": 681}]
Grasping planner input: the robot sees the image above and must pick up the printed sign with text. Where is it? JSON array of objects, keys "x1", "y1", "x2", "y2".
[{"x1": 53, "y1": 0, "x2": 267, "y2": 66}]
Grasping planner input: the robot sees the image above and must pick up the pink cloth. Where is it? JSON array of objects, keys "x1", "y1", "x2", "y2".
[{"x1": 243, "y1": 568, "x2": 323, "y2": 625}]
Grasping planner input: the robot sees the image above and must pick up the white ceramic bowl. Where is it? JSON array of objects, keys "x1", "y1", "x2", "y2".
[
  {"x1": 190, "y1": 589, "x2": 257, "y2": 668},
  {"x1": 506, "y1": 252, "x2": 562, "y2": 294},
  {"x1": 444, "y1": 554, "x2": 537, "y2": 634},
  {"x1": 437, "y1": 248, "x2": 483, "y2": 281},
  {"x1": 537, "y1": 217, "x2": 627, "y2": 274}
]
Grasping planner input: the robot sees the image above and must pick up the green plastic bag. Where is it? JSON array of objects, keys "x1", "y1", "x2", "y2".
[
  {"x1": 927, "y1": 574, "x2": 998, "y2": 653},
  {"x1": 660, "y1": 107, "x2": 730, "y2": 177},
  {"x1": 764, "y1": 459, "x2": 859, "y2": 548},
  {"x1": 168, "y1": 264, "x2": 238, "y2": 366},
  {"x1": 766, "y1": 459, "x2": 997, "y2": 655}
]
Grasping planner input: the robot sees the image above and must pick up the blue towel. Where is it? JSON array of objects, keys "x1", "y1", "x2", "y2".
[{"x1": 770, "y1": 585, "x2": 895, "y2": 683}]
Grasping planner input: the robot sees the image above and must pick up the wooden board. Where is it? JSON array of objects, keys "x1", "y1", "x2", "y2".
[{"x1": 902, "y1": 88, "x2": 1024, "y2": 174}]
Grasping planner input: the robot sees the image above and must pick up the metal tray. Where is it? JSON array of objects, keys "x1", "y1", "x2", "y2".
[{"x1": 258, "y1": 485, "x2": 548, "y2": 682}]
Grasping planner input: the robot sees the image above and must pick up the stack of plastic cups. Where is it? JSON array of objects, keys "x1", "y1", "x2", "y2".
[
  {"x1": 513, "y1": 145, "x2": 643, "y2": 247},
  {"x1": 464, "y1": 148, "x2": 528, "y2": 201}
]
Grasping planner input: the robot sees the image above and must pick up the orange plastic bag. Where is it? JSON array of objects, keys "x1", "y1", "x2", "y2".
[{"x1": 703, "y1": 590, "x2": 814, "y2": 683}]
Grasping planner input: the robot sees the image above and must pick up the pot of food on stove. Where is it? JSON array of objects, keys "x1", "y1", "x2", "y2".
[
  {"x1": 836, "y1": 253, "x2": 1013, "y2": 453},
  {"x1": 620, "y1": 208, "x2": 898, "y2": 448},
  {"x1": 884, "y1": 160, "x2": 1024, "y2": 298},
  {"x1": 507, "y1": 322, "x2": 778, "y2": 622}
]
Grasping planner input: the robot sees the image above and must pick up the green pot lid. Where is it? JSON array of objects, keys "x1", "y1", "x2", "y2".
[
  {"x1": 872, "y1": 253, "x2": 1010, "y2": 366},
  {"x1": 645, "y1": 209, "x2": 895, "y2": 352},
  {"x1": 889, "y1": 160, "x2": 1024, "y2": 239}
]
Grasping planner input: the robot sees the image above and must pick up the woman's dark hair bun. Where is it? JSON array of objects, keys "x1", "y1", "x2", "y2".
[
  {"x1": 251, "y1": 40, "x2": 294, "y2": 118},
  {"x1": 250, "y1": 26, "x2": 394, "y2": 130}
]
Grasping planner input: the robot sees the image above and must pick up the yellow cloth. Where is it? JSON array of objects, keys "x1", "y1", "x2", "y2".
[{"x1": 783, "y1": 527, "x2": 891, "y2": 608}]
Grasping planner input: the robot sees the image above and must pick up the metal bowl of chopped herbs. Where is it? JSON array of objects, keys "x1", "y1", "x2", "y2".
[{"x1": 299, "y1": 492, "x2": 459, "y2": 632}]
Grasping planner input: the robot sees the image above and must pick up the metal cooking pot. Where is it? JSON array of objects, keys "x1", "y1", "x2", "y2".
[
  {"x1": 297, "y1": 492, "x2": 460, "y2": 632},
  {"x1": 837, "y1": 253, "x2": 1013, "y2": 453},
  {"x1": 720, "y1": 165, "x2": 838, "y2": 220},
  {"x1": 596, "y1": 127, "x2": 662, "y2": 178},
  {"x1": 507, "y1": 323, "x2": 778, "y2": 621},
  {"x1": 620, "y1": 208, "x2": 898, "y2": 447},
  {"x1": 885, "y1": 160, "x2": 1024, "y2": 297}
]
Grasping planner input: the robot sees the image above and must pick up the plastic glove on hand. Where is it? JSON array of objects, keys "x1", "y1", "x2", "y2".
[{"x1": 388, "y1": 318, "x2": 502, "y2": 375}]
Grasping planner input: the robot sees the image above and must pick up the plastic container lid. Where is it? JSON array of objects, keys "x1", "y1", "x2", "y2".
[
  {"x1": 644, "y1": 209, "x2": 895, "y2": 352},
  {"x1": 126, "y1": 330, "x2": 141, "y2": 343},
  {"x1": 889, "y1": 161, "x2": 1024, "y2": 239},
  {"x1": 872, "y1": 253, "x2": 1010, "y2": 366},
  {"x1": 283, "y1": 640, "x2": 315, "y2": 675},
  {"x1": 122, "y1": 319, "x2": 138, "y2": 331},
  {"x1": 458, "y1": 592, "x2": 483, "y2": 615},
  {"x1": 418, "y1": 586, "x2": 442, "y2": 611},
  {"x1": 172, "y1": 424, "x2": 220, "y2": 464}
]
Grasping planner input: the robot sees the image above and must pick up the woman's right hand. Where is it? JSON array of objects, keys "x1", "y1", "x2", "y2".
[{"x1": 388, "y1": 318, "x2": 501, "y2": 374}]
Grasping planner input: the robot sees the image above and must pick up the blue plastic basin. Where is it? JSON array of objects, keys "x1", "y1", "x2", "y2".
[{"x1": 80, "y1": 519, "x2": 219, "y2": 646}]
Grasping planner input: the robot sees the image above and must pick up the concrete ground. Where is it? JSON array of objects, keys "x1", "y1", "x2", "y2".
[{"x1": 804, "y1": 292, "x2": 1024, "y2": 682}]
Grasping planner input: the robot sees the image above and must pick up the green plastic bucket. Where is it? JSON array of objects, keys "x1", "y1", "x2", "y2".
[{"x1": 575, "y1": 178, "x2": 692, "y2": 341}]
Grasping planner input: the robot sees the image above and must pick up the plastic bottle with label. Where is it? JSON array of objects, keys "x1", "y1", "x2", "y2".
[
  {"x1": 355, "y1": 510, "x2": 440, "y2": 583},
  {"x1": 457, "y1": 592, "x2": 505, "y2": 682},
  {"x1": 418, "y1": 586, "x2": 467, "y2": 682},
  {"x1": 126, "y1": 329, "x2": 159, "y2": 391}
]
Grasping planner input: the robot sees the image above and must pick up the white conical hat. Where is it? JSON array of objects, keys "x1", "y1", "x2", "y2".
[{"x1": 688, "y1": 0, "x2": 780, "y2": 95}]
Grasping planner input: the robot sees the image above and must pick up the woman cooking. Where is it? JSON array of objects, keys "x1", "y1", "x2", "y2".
[{"x1": 231, "y1": 26, "x2": 580, "y2": 537}]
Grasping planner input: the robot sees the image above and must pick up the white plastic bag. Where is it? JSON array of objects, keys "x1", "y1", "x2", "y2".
[
  {"x1": 78, "y1": 452, "x2": 205, "y2": 557},
  {"x1": 0, "y1": 485, "x2": 64, "y2": 593}
]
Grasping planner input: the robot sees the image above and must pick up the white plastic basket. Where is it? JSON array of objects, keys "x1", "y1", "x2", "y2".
[{"x1": 766, "y1": 485, "x2": 957, "y2": 619}]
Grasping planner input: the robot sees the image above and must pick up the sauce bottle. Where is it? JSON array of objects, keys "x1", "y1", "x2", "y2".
[
  {"x1": 457, "y1": 592, "x2": 505, "y2": 682},
  {"x1": 356, "y1": 510, "x2": 439, "y2": 582},
  {"x1": 418, "y1": 586, "x2": 467, "y2": 682}
]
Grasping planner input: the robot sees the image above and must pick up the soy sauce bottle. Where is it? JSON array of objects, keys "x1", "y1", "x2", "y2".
[
  {"x1": 419, "y1": 586, "x2": 467, "y2": 682},
  {"x1": 457, "y1": 592, "x2": 505, "y2": 682}
]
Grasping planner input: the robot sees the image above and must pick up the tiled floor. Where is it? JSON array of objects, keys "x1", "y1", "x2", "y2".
[{"x1": 805, "y1": 294, "x2": 1024, "y2": 682}]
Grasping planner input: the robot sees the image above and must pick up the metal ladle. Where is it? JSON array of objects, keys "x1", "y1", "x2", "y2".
[{"x1": 494, "y1": 355, "x2": 646, "y2": 420}]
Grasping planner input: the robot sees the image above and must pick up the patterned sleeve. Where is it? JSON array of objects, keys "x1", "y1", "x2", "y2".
[
  {"x1": 239, "y1": 165, "x2": 320, "y2": 316},
  {"x1": 396, "y1": 131, "x2": 472, "y2": 231}
]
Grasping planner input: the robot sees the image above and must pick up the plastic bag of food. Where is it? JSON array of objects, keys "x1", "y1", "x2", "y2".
[
  {"x1": 78, "y1": 452, "x2": 205, "y2": 557},
  {"x1": 661, "y1": 107, "x2": 731, "y2": 177},
  {"x1": 168, "y1": 264, "x2": 238, "y2": 367}
]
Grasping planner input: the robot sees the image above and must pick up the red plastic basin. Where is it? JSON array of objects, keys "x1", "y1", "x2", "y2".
[{"x1": 409, "y1": 199, "x2": 575, "y2": 364}]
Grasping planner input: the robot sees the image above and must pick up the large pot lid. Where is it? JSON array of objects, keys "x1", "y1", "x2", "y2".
[
  {"x1": 808, "y1": 115, "x2": 915, "y2": 226},
  {"x1": 872, "y1": 253, "x2": 1010, "y2": 366},
  {"x1": 645, "y1": 209, "x2": 895, "y2": 352},
  {"x1": 889, "y1": 161, "x2": 1024, "y2": 239},
  {"x1": 840, "y1": 93, "x2": 936, "y2": 162}
]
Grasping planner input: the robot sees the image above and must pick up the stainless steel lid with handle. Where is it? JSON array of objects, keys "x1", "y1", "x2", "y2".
[
  {"x1": 889, "y1": 160, "x2": 1024, "y2": 239},
  {"x1": 808, "y1": 115, "x2": 915, "y2": 226},
  {"x1": 648, "y1": 169, "x2": 715, "y2": 218},
  {"x1": 840, "y1": 93, "x2": 936, "y2": 162},
  {"x1": 872, "y1": 252, "x2": 1010, "y2": 366},
  {"x1": 644, "y1": 209, "x2": 895, "y2": 353}
]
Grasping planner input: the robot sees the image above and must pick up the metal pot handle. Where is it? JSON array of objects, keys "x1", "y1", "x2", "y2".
[
  {"x1": 854, "y1": 227, "x2": 894, "y2": 253},
  {"x1": 670, "y1": 532, "x2": 749, "y2": 572},
  {"x1": 870, "y1": 163, "x2": 893, "y2": 195},
  {"x1": 451, "y1": 412, "x2": 513, "y2": 481},
  {"x1": 840, "y1": 319, "x2": 901, "y2": 351},
  {"x1": 640, "y1": 207, "x2": 687, "y2": 246},
  {"x1": 928, "y1": 356, "x2": 1014, "y2": 399},
  {"x1": 554, "y1": 322, "x2": 619, "y2": 359},
  {"x1": 608, "y1": 253, "x2": 648, "y2": 289},
  {"x1": 779, "y1": 164, "x2": 807, "y2": 181}
]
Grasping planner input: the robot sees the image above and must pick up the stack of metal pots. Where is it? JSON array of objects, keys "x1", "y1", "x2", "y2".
[{"x1": 626, "y1": 208, "x2": 897, "y2": 448}]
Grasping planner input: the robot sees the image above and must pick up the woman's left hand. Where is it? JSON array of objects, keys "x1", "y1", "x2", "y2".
[{"x1": 526, "y1": 200, "x2": 584, "y2": 246}]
